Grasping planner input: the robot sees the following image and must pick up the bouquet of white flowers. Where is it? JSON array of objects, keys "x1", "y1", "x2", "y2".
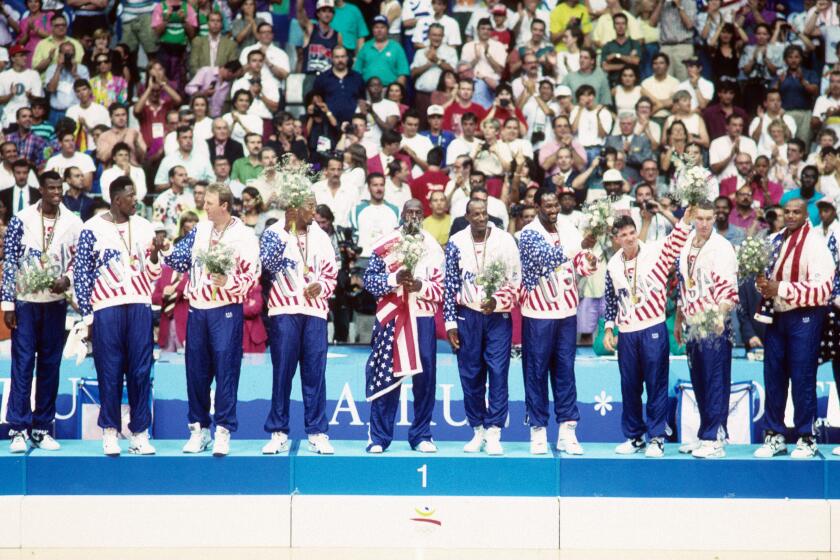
[
  {"x1": 737, "y1": 237, "x2": 770, "y2": 278},
  {"x1": 582, "y1": 197, "x2": 615, "y2": 239},
  {"x1": 672, "y1": 165, "x2": 710, "y2": 206},
  {"x1": 271, "y1": 155, "x2": 317, "y2": 211},
  {"x1": 16, "y1": 255, "x2": 61, "y2": 295},
  {"x1": 475, "y1": 260, "x2": 509, "y2": 303},
  {"x1": 195, "y1": 243, "x2": 236, "y2": 300},
  {"x1": 394, "y1": 233, "x2": 426, "y2": 275},
  {"x1": 684, "y1": 308, "x2": 727, "y2": 344}
]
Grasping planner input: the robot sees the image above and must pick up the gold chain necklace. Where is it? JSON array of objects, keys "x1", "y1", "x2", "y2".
[{"x1": 40, "y1": 203, "x2": 59, "y2": 264}]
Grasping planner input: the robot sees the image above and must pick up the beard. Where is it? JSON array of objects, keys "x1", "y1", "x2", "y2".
[{"x1": 402, "y1": 217, "x2": 421, "y2": 235}]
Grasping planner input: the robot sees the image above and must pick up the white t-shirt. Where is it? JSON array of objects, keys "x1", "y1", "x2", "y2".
[
  {"x1": 0, "y1": 68, "x2": 43, "y2": 127},
  {"x1": 65, "y1": 102, "x2": 111, "y2": 147},
  {"x1": 164, "y1": 132, "x2": 211, "y2": 160},
  {"x1": 401, "y1": 133, "x2": 434, "y2": 178},
  {"x1": 709, "y1": 135, "x2": 758, "y2": 181},
  {"x1": 45, "y1": 152, "x2": 96, "y2": 177},
  {"x1": 222, "y1": 112, "x2": 264, "y2": 148},
  {"x1": 675, "y1": 78, "x2": 715, "y2": 111},
  {"x1": 446, "y1": 136, "x2": 481, "y2": 164},
  {"x1": 813, "y1": 94, "x2": 840, "y2": 137},
  {"x1": 100, "y1": 166, "x2": 147, "y2": 203},
  {"x1": 231, "y1": 70, "x2": 281, "y2": 120},
  {"x1": 311, "y1": 178, "x2": 359, "y2": 228},
  {"x1": 748, "y1": 113, "x2": 798, "y2": 150},
  {"x1": 523, "y1": 97, "x2": 560, "y2": 149},
  {"x1": 350, "y1": 201, "x2": 400, "y2": 256},
  {"x1": 238, "y1": 44, "x2": 290, "y2": 88},
  {"x1": 570, "y1": 106, "x2": 613, "y2": 147},
  {"x1": 362, "y1": 98, "x2": 400, "y2": 147},
  {"x1": 461, "y1": 39, "x2": 507, "y2": 81},
  {"x1": 412, "y1": 14, "x2": 462, "y2": 46}
]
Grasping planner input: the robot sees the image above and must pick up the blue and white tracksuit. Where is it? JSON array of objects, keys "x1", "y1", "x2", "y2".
[
  {"x1": 1, "y1": 202, "x2": 81, "y2": 433},
  {"x1": 163, "y1": 218, "x2": 260, "y2": 432},
  {"x1": 443, "y1": 225, "x2": 521, "y2": 429}
]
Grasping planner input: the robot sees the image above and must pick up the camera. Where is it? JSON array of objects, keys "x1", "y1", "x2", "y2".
[
  {"x1": 499, "y1": 98, "x2": 510, "y2": 108},
  {"x1": 172, "y1": 2, "x2": 182, "y2": 10},
  {"x1": 645, "y1": 201, "x2": 657, "y2": 212},
  {"x1": 249, "y1": 77, "x2": 261, "y2": 85},
  {"x1": 531, "y1": 130, "x2": 545, "y2": 144},
  {"x1": 63, "y1": 52, "x2": 72, "y2": 66}
]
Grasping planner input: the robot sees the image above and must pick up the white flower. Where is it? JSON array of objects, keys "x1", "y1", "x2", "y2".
[{"x1": 594, "y1": 390, "x2": 613, "y2": 416}]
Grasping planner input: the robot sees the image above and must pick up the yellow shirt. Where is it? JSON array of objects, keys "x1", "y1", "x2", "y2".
[
  {"x1": 639, "y1": 19, "x2": 659, "y2": 44},
  {"x1": 423, "y1": 215, "x2": 452, "y2": 247},
  {"x1": 592, "y1": 10, "x2": 642, "y2": 47},
  {"x1": 32, "y1": 36, "x2": 85, "y2": 76},
  {"x1": 549, "y1": 3, "x2": 592, "y2": 51}
]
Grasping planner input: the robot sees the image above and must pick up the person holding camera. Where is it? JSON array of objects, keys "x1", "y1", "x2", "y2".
[
  {"x1": 230, "y1": 50, "x2": 280, "y2": 140},
  {"x1": 44, "y1": 43, "x2": 90, "y2": 126},
  {"x1": 32, "y1": 14, "x2": 83, "y2": 76},
  {"x1": 631, "y1": 183, "x2": 676, "y2": 242}
]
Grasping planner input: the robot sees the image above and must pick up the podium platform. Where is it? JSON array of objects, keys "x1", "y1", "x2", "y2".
[{"x1": 1, "y1": 440, "x2": 840, "y2": 551}]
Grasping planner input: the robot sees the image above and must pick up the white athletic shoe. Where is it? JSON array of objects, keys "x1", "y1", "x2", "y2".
[
  {"x1": 308, "y1": 433, "x2": 335, "y2": 455},
  {"x1": 9, "y1": 431, "x2": 27, "y2": 453},
  {"x1": 212, "y1": 426, "x2": 231, "y2": 457},
  {"x1": 791, "y1": 436, "x2": 818, "y2": 459},
  {"x1": 262, "y1": 432, "x2": 290, "y2": 454},
  {"x1": 678, "y1": 440, "x2": 701, "y2": 454},
  {"x1": 463, "y1": 426, "x2": 485, "y2": 453},
  {"x1": 415, "y1": 440, "x2": 437, "y2": 453},
  {"x1": 128, "y1": 430, "x2": 156, "y2": 455},
  {"x1": 182, "y1": 422, "x2": 212, "y2": 454},
  {"x1": 615, "y1": 437, "x2": 646, "y2": 455},
  {"x1": 557, "y1": 421, "x2": 584, "y2": 455},
  {"x1": 484, "y1": 426, "x2": 504, "y2": 456},
  {"x1": 530, "y1": 426, "x2": 548, "y2": 455},
  {"x1": 102, "y1": 428, "x2": 121, "y2": 457},
  {"x1": 367, "y1": 444, "x2": 384, "y2": 454},
  {"x1": 30, "y1": 429, "x2": 60, "y2": 451},
  {"x1": 833, "y1": 446, "x2": 840, "y2": 456},
  {"x1": 754, "y1": 433, "x2": 787, "y2": 458},
  {"x1": 644, "y1": 437, "x2": 665, "y2": 458},
  {"x1": 692, "y1": 439, "x2": 726, "y2": 459}
]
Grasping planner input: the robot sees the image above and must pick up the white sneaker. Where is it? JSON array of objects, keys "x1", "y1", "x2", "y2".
[
  {"x1": 833, "y1": 446, "x2": 840, "y2": 456},
  {"x1": 9, "y1": 431, "x2": 27, "y2": 453},
  {"x1": 530, "y1": 426, "x2": 548, "y2": 455},
  {"x1": 182, "y1": 422, "x2": 212, "y2": 454},
  {"x1": 212, "y1": 426, "x2": 230, "y2": 457},
  {"x1": 615, "y1": 437, "x2": 646, "y2": 455},
  {"x1": 484, "y1": 426, "x2": 504, "y2": 456},
  {"x1": 463, "y1": 426, "x2": 485, "y2": 453},
  {"x1": 308, "y1": 433, "x2": 335, "y2": 455},
  {"x1": 30, "y1": 429, "x2": 60, "y2": 451},
  {"x1": 645, "y1": 437, "x2": 665, "y2": 458},
  {"x1": 128, "y1": 430, "x2": 156, "y2": 455},
  {"x1": 102, "y1": 428, "x2": 121, "y2": 457},
  {"x1": 367, "y1": 444, "x2": 384, "y2": 454},
  {"x1": 415, "y1": 440, "x2": 437, "y2": 453},
  {"x1": 262, "y1": 432, "x2": 290, "y2": 454},
  {"x1": 678, "y1": 440, "x2": 701, "y2": 454},
  {"x1": 557, "y1": 421, "x2": 584, "y2": 455},
  {"x1": 754, "y1": 433, "x2": 787, "y2": 458},
  {"x1": 692, "y1": 439, "x2": 725, "y2": 459},
  {"x1": 791, "y1": 436, "x2": 818, "y2": 459}
]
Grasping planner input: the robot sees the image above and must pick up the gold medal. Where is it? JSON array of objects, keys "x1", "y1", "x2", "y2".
[
  {"x1": 40, "y1": 253, "x2": 48, "y2": 264},
  {"x1": 632, "y1": 295, "x2": 640, "y2": 304},
  {"x1": 687, "y1": 277, "x2": 695, "y2": 289},
  {"x1": 303, "y1": 264, "x2": 311, "y2": 275},
  {"x1": 131, "y1": 256, "x2": 139, "y2": 267}
]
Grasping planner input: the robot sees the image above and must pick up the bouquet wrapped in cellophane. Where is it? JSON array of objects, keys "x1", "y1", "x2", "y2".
[
  {"x1": 684, "y1": 307, "x2": 727, "y2": 344},
  {"x1": 16, "y1": 255, "x2": 61, "y2": 295},
  {"x1": 475, "y1": 259, "x2": 509, "y2": 303},
  {"x1": 394, "y1": 233, "x2": 426, "y2": 275}
]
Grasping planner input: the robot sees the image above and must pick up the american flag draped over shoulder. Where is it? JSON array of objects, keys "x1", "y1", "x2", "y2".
[{"x1": 364, "y1": 229, "x2": 423, "y2": 402}]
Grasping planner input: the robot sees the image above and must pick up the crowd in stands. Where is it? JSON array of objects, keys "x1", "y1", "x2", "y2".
[{"x1": 0, "y1": 0, "x2": 839, "y2": 352}]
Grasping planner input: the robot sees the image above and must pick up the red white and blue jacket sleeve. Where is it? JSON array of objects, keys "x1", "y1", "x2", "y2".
[
  {"x1": 73, "y1": 228, "x2": 97, "y2": 322},
  {"x1": 164, "y1": 227, "x2": 196, "y2": 273},
  {"x1": 1, "y1": 217, "x2": 23, "y2": 308},
  {"x1": 777, "y1": 233, "x2": 835, "y2": 308},
  {"x1": 443, "y1": 241, "x2": 462, "y2": 328}
]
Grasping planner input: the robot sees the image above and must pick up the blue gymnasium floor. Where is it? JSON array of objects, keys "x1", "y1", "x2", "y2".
[{"x1": 3, "y1": 440, "x2": 840, "y2": 499}]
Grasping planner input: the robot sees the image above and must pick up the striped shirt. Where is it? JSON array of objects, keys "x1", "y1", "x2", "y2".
[
  {"x1": 163, "y1": 218, "x2": 260, "y2": 309},
  {"x1": 768, "y1": 223, "x2": 835, "y2": 312},
  {"x1": 260, "y1": 222, "x2": 338, "y2": 319},
  {"x1": 122, "y1": 0, "x2": 156, "y2": 20},
  {"x1": 73, "y1": 214, "x2": 161, "y2": 324},
  {"x1": 676, "y1": 231, "x2": 739, "y2": 319},
  {"x1": 605, "y1": 221, "x2": 690, "y2": 333}
]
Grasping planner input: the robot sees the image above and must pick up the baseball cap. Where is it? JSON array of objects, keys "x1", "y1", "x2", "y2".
[
  {"x1": 558, "y1": 186, "x2": 576, "y2": 196},
  {"x1": 9, "y1": 45, "x2": 29, "y2": 57},
  {"x1": 603, "y1": 169, "x2": 624, "y2": 183},
  {"x1": 316, "y1": 0, "x2": 335, "y2": 9},
  {"x1": 817, "y1": 198, "x2": 837, "y2": 210},
  {"x1": 491, "y1": 4, "x2": 506, "y2": 14},
  {"x1": 554, "y1": 85, "x2": 572, "y2": 98},
  {"x1": 427, "y1": 105, "x2": 444, "y2": 116},
  {"x1": 372, "y1": 14, "x2": 389, "y2": 26}
]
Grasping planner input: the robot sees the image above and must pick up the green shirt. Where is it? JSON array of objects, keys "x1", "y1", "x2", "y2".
[
  {"x1": 562, "y1": 68, "x2": 613, "y2": 106},
  {"x1": 231, "y1": 157, "x2": 262, "y2": 184},
  {"x1": 353, "y1": 39, "x2": 410, "y2": 86},
  {"x1": 332, "y1": 2, "x2": 368, "y2": 51},
  {"x1": 600, "y1": 38, "x2": 641, "y2": 87}
]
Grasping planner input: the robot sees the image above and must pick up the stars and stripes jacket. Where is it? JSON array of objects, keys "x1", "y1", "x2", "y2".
[
  {"x1": 676, "y1": 231, "x2": 739, "y2": 319},
  {"x1": 605, "y1": 221, "x2": 690, "y2": 333},
  {"x1": 73, "y1": 213, "x2": 161, "y2": 325},
  {"x1": 518, "y1": 216, "x2": 595, "y2": 320},
  {"x1": 2, "y1": 202, "x2": 82, "y2": 310},
  {"x1": 363, "y1": 228, "x2": 445, "y2": 318},
  {"x1": 443, "y1": 224, "x2": 521, "y2": 330},
  {"x1": 767, "y1": 223, "x2": 835, "y2": 312},
  {"x1": 260, "y1": 222, "x2": 338, "y2": 319},
  {"x1": 163, "y1": 217, "x2": 260, "y2": 309}
]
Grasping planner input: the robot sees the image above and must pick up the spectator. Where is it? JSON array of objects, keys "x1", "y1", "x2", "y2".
[
  {"x1": 549, "y1": 0, "x2": 592, "y2": 50},
  {"x1": 385, "y1": 158, "x2": 413, "y2": 210},
  {"x1": 0, "y1": 156, "x2": 39, "y2": 212},
  {"x1": 600, "y1": 13, "x2": 641, "y2": 87},
  {"x1": 510, "y1": 19, "x2": 553, "y2": 77},
  {"x1": 6, "y1": 107, "x2": 47, "y2": 170},
  {"x1": 410, "y1": 146, "x2": 450, "y2": 215},
  {"x1": 654, "y1": 0, "x2": 696, "y2": 81},
  {"x1": 44, "y1": 129, "x2": 95, "y2": 190},
  {"x1": 297, "y1": 0, "x2": 342, "y2": 77},
  {"x1": 461, "y1": 18, "x2": 507, "y2": 109},
  {"x1": 719, "y1": 152, "x2": 759, "y2": 198},
  {"x1": 18, "y1": 0, "x2": 52, "y2": 67},
  {"x1": 443, "y1": 80, "x2": 487, "y2": 136},
  {"x1": 413, "y1": 0, "x2": 461, "y2": 48},
  {"x1": 266, "y1": 112, "x2": 309, "y2": 161},
  {"x1": 154, "y1": 126, "x2": 214, "y2": 190},
  {"x1": 739, "y1": 23, "x2": 784, "y2": 114},
  {"x1": 422, "y1": 190, "x2": 451, "y2": 246},
  {"x1": 812, "y1": 70, "x2": 840, "y2": 139},
  {"x1": 186, "y1": 60, "x2": 241, "y2": 120},
  {"x1": 32, "y1": 14, "x2": 83, "y2": 75},
  {"x1": 779, "y1": 164, "x2": 824, "y2": 225},
  {"x1": 360, "y1": 76, "x2": 400, "y2": 148},
  {"x1": 66, "y1": 79, "x2": 110, "y2": 150},
  {"x1": 662, "y1": 90, "x2": 711, "y2": 148},
  {"x1": 633, "y1": 96, "x2": 661, "y2": 150},
  {"x1": 62, "y1": 166, "x2": 94, "y2": 220},
  {"x1": 312, "y1": 46, "x2": 365, "y2": 127},
  {"x1": 0, "y1": 45, "x2": 43, "y2": 130},
  {"x1": 771, "y1": 138, "x2": 807, "y2": 191},
  {"x1": 230, "y1": 0, "x2": 265, "y2": 51},
  {"x1": 816, "y1": 198, "x2": 840, "y2": 241},
  {"x1": 29, "y1": 97, "x2": 55, "y2": 144},
  {"x1": 44, "y1": 42, "x2": 90, "y2": 125},
  {"x1": 707, "y1": 22, "x2": 746, "y2": 84},
  {"x1": 562, "y1": 47, "x2": 612, "y2": 106},
  {"x1": 152, "y1": 165, "x2": 195, "y2": 236},
  {"x1": 421, "y1": 105, "x2": 456, "y2": 163},
  {"x1": 570, "y1": 84, "x2": 613, "y2": 163},
  {"x1": 676, "y1": 58, "x2": 714, "y2": 112},
  {"x1": 120, "y1": 0, "x2": 160, "y2": 60},
  {"x1": 636, "y1": 157, "x2": 667, "y2": 195},
  {"x1": 239, "y1": 185, "x2": 264, "y2": 230},
  {"x1": 592, "y1": 0, "x2": 642, "y2": 48},
  {"x1": 539, "y1": 114, "x2": 587, "y2": 177},
  {"x1": 213, "y1": 157, "x2": 234, "y2": 192},
  {"x1": 239, "y1": 22, "x2": 290, "y2": 84},
  {"x1": 613, "y1": 65, "x2": 642, "y2": 116},
  {"x1": 133, "y1": 69, "x2": 182, "y2": 159},
  {"x1": 713, "y1": 195, "x2": 747, "y2": 246},
  {"x1": 605, "y1": 112, "x2": 654, "y2": 184},
  {"x1": 709, "y1": 114, "x2": 758, "y2": 180},
  {"x1": 630, "y1": 182, "x2": 676, "y2": 241},
  {"x1": 659, "y1": 120, "x2": 689, "y2": 177},
  {"x1": 640, "y1": 52, "x2": 679, "y2": 119},
  {"x1": 749, "y1": 90, "x2": 797, "y2": 149},
  {"x1": 230, "y1": 133, "x2": 264, "y2": 185},
  {"x1": 367, "y1": 129, "x2": 409, "y2": 175},
  {"x1": 521, "y1": 78, "x2": 560, "y2": 150},
  {"x1": 189, "y1": 12, "x2": 238, "y2": 75},
  {"x1": 552, "y1": 27, "x2": 583, "y2": 83},
  {"x1": 100, "y1": 141, "x2": 147, "y2": 203},
  {"x1": 350, "y1": 172, "x2": 400, "y2": 255},
  {"x1": 548, "y1": 146, "x2": 582, "y2": 196},
  {"x1": 729, "y1": 183, "x2": 765, "y2": 231},
  {"x1": 471, "y1": 119, "x2": 511, "y2": 197},
  {"x1": 89, "y1": 52, "x2": 129, "y2": 107},
  {"x1": 223, "y1": 90, "x2": 263, "y2": 148},
  {"x1": 446, "y1": 111, "x2": 482, "y2": 163},
  {"x1": 775, "y1": 44, "x2": 819, "y2": 144},
  {"x1": 151, "y1": 0, "x2": 198, "y2": 93},
  {"x1": 312, "y1": 155, "x2": 358, "y2": 228},
  {"x1": 97, "y1": 103, "x2": 148, "y2": 165},
  {"x1": 302, "y1": 93, "x2": 340, "y2": 162},
  {"x1": 702, "y1": 81, "x2": 748, "y2": 141},
  {"x1": 231, "y1": 50, "x2": 281, "y2": 139},
  {"x1": 332, "y1": 0, "x2": 369, "y2": 54},
  {"x1": 353, "y1": 15, "x2": 409, "y2": 87},
  {"x1": 411, "y1": 23, "x2": 457, "y2": 116}
]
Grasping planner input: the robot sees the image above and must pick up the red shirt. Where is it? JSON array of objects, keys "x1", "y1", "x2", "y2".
[
  {"x1": 490, "y1": 105, "x2": 528, "y2": 130},
  {"x1": 410, "y1": 169, "x2": 450, "y2": 216},
  {"x1": 719, "y1": 176, "x2": 783, "y2": 206},
  {"x1": 442, "y1": 103, "x2": 487, "y2": 135}
]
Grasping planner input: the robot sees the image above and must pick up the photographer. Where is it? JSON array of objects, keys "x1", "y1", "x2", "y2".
[
  {"x1": 303, "y1": 92, "x2": 340, "y2": 167},
  {"x1": 230, "y1": 50, "x2": 280, "y2": 139},
  {"x1": 44, "y1": 42, "x2": 90, "y2": 124},
  {"x1": 630, "y1": 183, "x2": 676, "y2": 241}
]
